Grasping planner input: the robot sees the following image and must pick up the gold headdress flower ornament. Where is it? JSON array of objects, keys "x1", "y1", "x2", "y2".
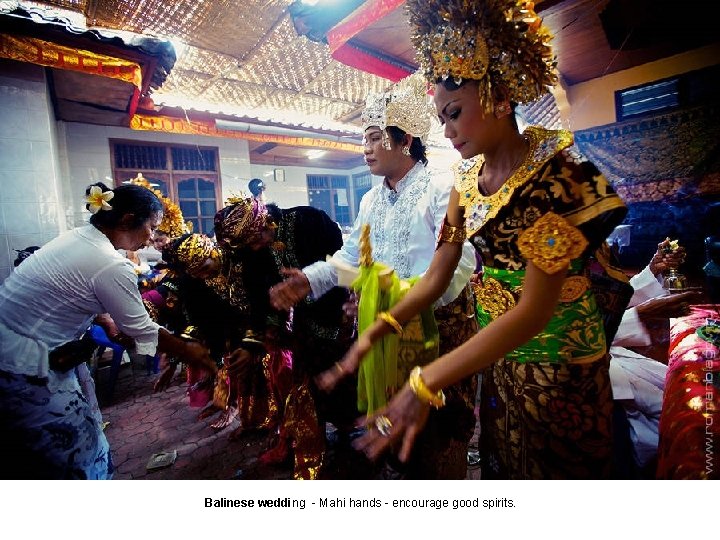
[
  {"x1": 406, "y1": 0, "x2": 557, "y2": 111},
  {"x1": 214, "y1": 196, "x2": 270, "y2": 250},
  {"x1": 361, "y1": 72, "x2": 435, "y2": 150},
  {"x1": 86, "y1": 185, "x2": 114, "y2": 214},
  {"x1": 165, "y1": 233, "x2": 219, "y2": 274},
  {"x1": 129, "y1": 173, "x2": 190, "y2": 238}
]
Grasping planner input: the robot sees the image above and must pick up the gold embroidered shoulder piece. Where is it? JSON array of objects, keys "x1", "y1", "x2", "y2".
[
  {"x1": 518, "y1": 212, "x2": 588, "y2": 274},
  {"x1": 453, "y1": 156, "x2": 482, "y2": 205},
  {"x1": 453, "y1": 126, "x2": 574, "y2": 239}
]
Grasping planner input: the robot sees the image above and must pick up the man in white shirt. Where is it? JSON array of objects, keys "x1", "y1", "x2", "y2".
[
  {"x1": 610, "y1": 238, "x2": 697, "y2": 473},
  {"x1": 270, "y1": 74, "x2": 477, "y2": 479}
]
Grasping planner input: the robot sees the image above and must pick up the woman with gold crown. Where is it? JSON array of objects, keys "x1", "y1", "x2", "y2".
[
  {"x1": 321, "y1": 0, "x2": 628, "y2": 479},
  {"x1": 129, "y1": 173, "x2": 190, "y2": 284},
  {"x1": 271, "y1": 73, "x2": 478, "y2": 479}
]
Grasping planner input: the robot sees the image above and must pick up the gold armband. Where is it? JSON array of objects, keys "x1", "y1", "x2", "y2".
[
  {"x1": 408, "y1": 366, "x2": 446, "y2": 408},
  {"x1": 517, "y1": 212, "x2": 588, "y2": 274},
  {"x1": 438, "y1": 220, "x2": 466, "y2": 244},
  {"x1": 377, "y1": 311, "x2": 403, "y2": 335}
]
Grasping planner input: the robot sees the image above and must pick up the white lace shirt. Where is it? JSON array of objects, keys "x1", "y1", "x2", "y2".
[{"x1": 304, "y1": 162, "x2": 475, "y2": 306}]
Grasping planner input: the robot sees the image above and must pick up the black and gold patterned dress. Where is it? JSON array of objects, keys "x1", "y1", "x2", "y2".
[
  {"x1": 264, "y1": 205, "x2": 357, "y2": 479},
  {"x1": 456, "y1": 126, "x2": 627, "y2": 479}
]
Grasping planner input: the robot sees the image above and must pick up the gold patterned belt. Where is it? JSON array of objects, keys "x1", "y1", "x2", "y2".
[
  {"x1": 472, "y1": 274, "x2": 590, "y2": 320},
  {"x1": 472, "y1": 266, "x2": 604, "y2": 364}
]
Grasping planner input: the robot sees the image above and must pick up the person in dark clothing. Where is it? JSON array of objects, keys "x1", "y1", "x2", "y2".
[
  {"x1": 159, "y1": 233, "x2": 289, "y2": 435},
  {"x1": 214, "y1": 198, "x2": 357, "y2": 479}
]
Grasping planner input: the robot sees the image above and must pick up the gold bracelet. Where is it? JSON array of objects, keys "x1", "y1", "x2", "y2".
[
  {"x1": 377, "y1": 311, "x2": 403, "y2": 335},
  {"x1": 408, "y1": 366, "x2": 445, "y2": 408},
  {"x1": 438, "y1": 220, "x2": 466, "y2": 244}
]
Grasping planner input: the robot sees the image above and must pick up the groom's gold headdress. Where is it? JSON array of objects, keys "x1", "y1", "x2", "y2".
[{"x1": 361, "y1": 72, "x2": 434, "y2": 150}]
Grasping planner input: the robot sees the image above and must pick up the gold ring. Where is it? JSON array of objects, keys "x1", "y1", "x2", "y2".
[
  {"x1": 375, "y1": 415, "x2": 392, "y2": 437},
  {"x1": 334, "y1": 362, "x2": 345, "y2": 375}
]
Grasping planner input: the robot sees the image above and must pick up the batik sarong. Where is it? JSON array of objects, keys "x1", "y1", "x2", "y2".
[{"x1": 0, "y1": 368, "x2": 112, "y2": 479}]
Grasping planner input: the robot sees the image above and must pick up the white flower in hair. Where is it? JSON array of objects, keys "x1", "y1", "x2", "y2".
[{"x1": 86, "y1": 185, "x2": 114, "y2": 214}]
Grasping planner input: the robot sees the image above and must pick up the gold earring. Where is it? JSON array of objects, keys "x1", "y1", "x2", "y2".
[
  {"x1": 495, "y1": 102, "x2": 511, "y2": 118},
  {"x1": 401, "y1": 146, "x2": 411, "y2": 156}
]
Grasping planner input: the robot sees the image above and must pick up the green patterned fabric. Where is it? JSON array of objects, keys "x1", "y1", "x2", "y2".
[{"x1": 476, "y1": 264, "x2": 606, "y2": 364}]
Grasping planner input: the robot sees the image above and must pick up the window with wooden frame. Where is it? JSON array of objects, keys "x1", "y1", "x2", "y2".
[
  {"x1": 110, "y1": 141, "x2": 221, "y2": 235},
  {"x1": 614, "y1": 65, "x2": 720, "y2": 122}
]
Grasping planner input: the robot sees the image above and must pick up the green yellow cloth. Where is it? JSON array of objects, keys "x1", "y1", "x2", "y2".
[{"x1": 352, "y1": 262, "x2": 438, "y2": 414}]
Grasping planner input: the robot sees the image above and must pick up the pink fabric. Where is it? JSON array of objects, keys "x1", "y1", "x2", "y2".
[
  {"x1": 267, "y1": 346, "x2": 293, "y2": 410},
  {"x1": 186, "y1": 364, "x2": 213, "y2": 408},
  {"x1": 141, "y1": 288, "x2": 165, "y2": 307}
]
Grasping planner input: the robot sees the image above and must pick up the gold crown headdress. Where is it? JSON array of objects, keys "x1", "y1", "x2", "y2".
[
  {"x1": 129, "y1": 173, "x2": 190, "y2": 238},
  {"x1": 406, "y1": 0, "x2": 557, "y2": 111},
  {"x1": 214, "y1": 196, "x2": 270, "y2": 250},
  {"x1": 166, "y1": 233, "x2": 218, "y2": 273},
  {"x1": 361, "y1": 72, "x2": 435, "y2": 150}
]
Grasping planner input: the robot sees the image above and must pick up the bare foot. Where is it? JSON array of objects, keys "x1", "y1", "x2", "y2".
[
  {"x1": 196, "y1": 404, "x2": 219, "y2": 421},
  {"x1": 210, "y1": 406, "x2": 238, "y2": 431}
]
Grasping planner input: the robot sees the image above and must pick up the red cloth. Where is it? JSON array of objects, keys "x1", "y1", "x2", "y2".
[
  {"x1": 668, "y1": 305, "x2": 720, "y2": 366},
  {"x1": 657, "y1": 305, "x2": 720, "y2": 479}
]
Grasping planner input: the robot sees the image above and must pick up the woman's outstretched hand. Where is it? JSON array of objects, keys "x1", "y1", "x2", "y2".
[
  {"x1": 183, "y1": 341, "x2": 218, "y2": 374},
  {"x1": 153, "y1": 363, "x2": 177, "y2": 392},
  {"x1": 353, "y1": 384, "x2": 430, "y2": 462},
  {"x1": 315, "y1": 333, "x2": 372, "y2": 392}
]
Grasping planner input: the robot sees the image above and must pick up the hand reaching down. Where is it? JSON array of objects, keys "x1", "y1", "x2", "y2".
[
  {"x1": 153, "y1": 362, "x2": 177, "y2": 392},
  {"x1": 353, "y1": 384, "x2": 430, "y2": 463},
  {"x1": 269, "y1": 268, "x2": 311, "y2": 311},
  {"x1": 183, "y1": 341, "x2": 217, "y2": 374},
  {"x1": 315, "y1": 333, "x2": 372, "y2": 392}
]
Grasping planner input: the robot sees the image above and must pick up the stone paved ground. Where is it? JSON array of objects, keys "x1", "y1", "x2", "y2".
[
  {"x1": 97, "y1": 359, "x2": 481, "y2": 480},
  {"x1": 98, "y1": 361, "x2": 291, "y2": 480}
]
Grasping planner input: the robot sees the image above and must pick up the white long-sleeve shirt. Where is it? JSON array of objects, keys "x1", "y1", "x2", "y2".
[
  {"x1": 0, "y1": 225, "x2": 160, "y2": 379},
  {"x1": 610, "y1": 267, "x2": 669, "y2": 467},
  {"x1": 304, "y1": 162, "x2": 475, "y2": 307}
]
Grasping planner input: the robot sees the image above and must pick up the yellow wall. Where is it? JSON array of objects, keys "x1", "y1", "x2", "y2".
[{"x1": 565, "y1": 43, "x2": 720, "y2": 131}]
